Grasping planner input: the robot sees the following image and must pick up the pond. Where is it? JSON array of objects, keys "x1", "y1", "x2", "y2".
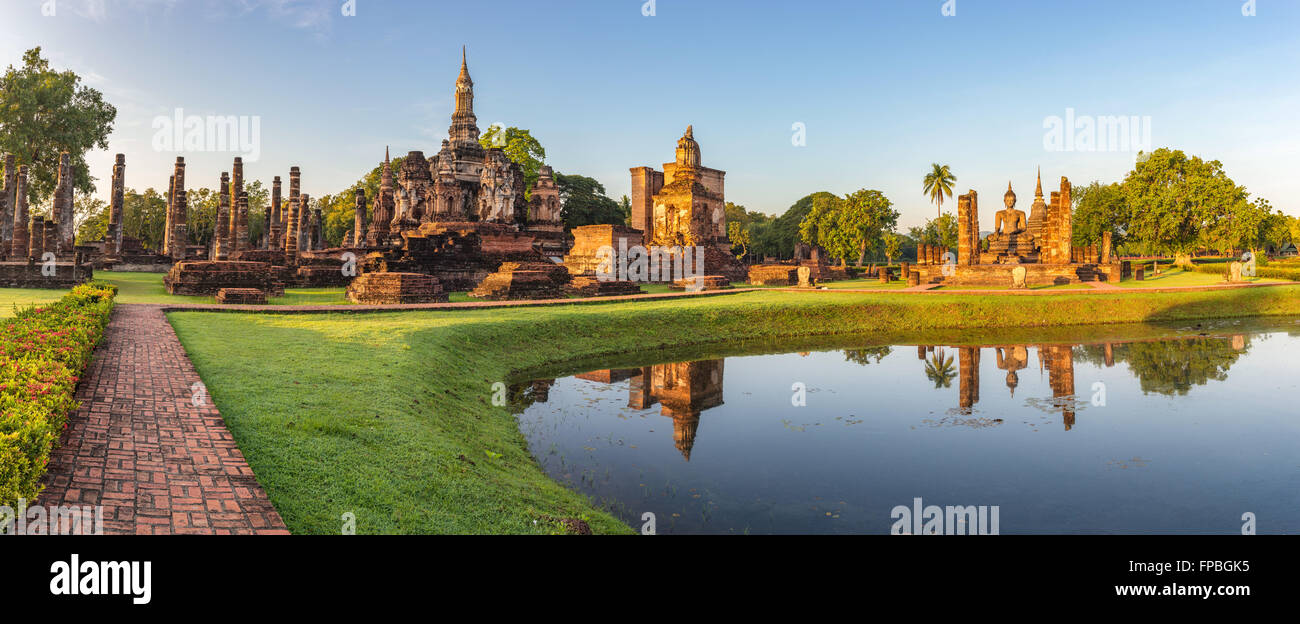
[{"x1": 512, "y1": 320, "x2": 1300, "y2": 534}]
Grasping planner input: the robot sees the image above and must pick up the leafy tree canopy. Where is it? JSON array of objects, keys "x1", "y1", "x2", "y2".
[{"x1": 0, "y1": 47, "x2": 117, "y2": 206}]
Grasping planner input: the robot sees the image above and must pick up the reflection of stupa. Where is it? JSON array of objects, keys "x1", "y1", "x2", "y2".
[
  {"x1": 1039, "y1": 345, "x2": 1077, "y2": 430},
  {"x1": 585, "y1": 360, "x2": 725, "y2": 461}
]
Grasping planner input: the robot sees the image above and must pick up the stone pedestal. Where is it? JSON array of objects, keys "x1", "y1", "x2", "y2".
[
  {"x1": 747, "y1": 265, "x2": 798, "y2": 286},
  {"x1": 164, "y1": 261, "x2": 283, "y2": 296},
  {"x1": 216, "y1": 288, "x2": 268, "y2": 305},
  {"x1": 566, "y1": 276, "x2": 644, "y2": 297},
  {"x1": 347, "y1": 272, "x2": 448, "y2": 304},
  {"x1": 470, "y1": 267, "x2": 566, "y2": 301},
  {"x1": 670, "y1": 275, "x2": 731, "y2": 291}
]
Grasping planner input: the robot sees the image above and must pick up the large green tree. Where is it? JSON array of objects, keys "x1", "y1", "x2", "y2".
[
  {"x1": 555, "y1": 173, "x2": 626, "y2": 228},
  {"x1": 1071, "y1": 181, "x2": 1129, "y2": 248},
  {"x1": 121, "y1": 188, "x2": 168, "y2": 251},
  {"x1": 908, "y1": 212, "x2": 959, "y2": 250},
  {"x1": 798, "y1": 189, "x2": 900, "y2": 266},
  {"x1": 74, "y1": 193, "x2": 108, "y2": 245},
  {"x1": 1123, "y1": 148, "x2": 1248, "y2": 262},
  {"x1": 0, "y1": 47, "x2": 117, "y2": 205}
]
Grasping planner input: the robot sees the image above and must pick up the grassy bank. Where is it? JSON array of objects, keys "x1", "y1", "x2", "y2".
[{"x1": 165, "y1": 285, "x2": 1300, "y2": 534}]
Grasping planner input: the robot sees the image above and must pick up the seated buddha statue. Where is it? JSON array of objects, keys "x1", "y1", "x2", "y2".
[{"x1": 987, "y1": 182, "x2": 1034, "y2": 258}]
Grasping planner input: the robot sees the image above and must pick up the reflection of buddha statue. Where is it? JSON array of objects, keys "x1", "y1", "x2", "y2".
[{"x1": 995, "y1": 346, "x2": 1029, "y2": 397}]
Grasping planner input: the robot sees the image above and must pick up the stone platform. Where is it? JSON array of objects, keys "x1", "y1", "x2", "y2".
[
  {"x1": 470, "y1": 262, "x2": 570, "y2": 301},
  {"x1": 670, "y1": 275, "x2": 732, "y2": 291},
  {"x1": 0, "y1": 260, "x2": 94, "y2": 289},
  {"x1": 911, "y1": 262, "x2": 1122, "y2": 287},
  {"x1": 164, "y1": 261, "x2": 284, "y2": 296},
  {"x1": 346, "y1": 272, "x2": 448, "y2": 304},
  {"x1": 566, "y1": 276, "x2": 645, "y2": 297},
  {"x1": 748, "y1": 264, "x2": 798, "y2": 286},
  {"x1": 216, "y1": 288, "x2": 268, "y2": 305}
]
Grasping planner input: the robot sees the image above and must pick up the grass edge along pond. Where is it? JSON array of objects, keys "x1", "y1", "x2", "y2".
[{"x1": 166, "y1": 286, "x2": 1300, "y2": 534}]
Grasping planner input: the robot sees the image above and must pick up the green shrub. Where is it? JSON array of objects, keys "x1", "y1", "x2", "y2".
[{"x1": 0, "y1": 282, "x2": 116, "y2": 506}]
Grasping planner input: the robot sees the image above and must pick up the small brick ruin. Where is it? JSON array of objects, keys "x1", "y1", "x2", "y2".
[
  {"x1": 164, "y1": 261, "x2": 284, "y2": 296},
  {"x1": 216, "y1": 288, "x2": 268, "y2": 305},
  {"x1": 470, "y1": 261, "x2": 570, "y2": 301},
  {"x1": 346, "y1": 272, "x2": 448, "y2": 304},
  {"x1": 670, "y1": 275, "x2": 731, "y2": 291},
  {"x1": 747, "y1": 265, "x2": 798, "y2": 286},
  {"x1": 566, "y1": 276, "x2": 645, "y2": 297}
]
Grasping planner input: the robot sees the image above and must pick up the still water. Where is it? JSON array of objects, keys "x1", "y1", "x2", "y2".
[{"x1": 513, "y1": 321, "x2": 1300, "y2": 534}]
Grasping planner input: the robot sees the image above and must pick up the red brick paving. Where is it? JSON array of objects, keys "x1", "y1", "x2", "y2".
[{"x1": 37, "y1": 305, "x2": 289, "y2": 535}]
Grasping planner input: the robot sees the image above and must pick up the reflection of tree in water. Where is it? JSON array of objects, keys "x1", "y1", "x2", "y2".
[
  {"x1": 843, "y1": 346, "x2": 892, "y2": 366},
  {"x1": 1076, "y1": 336, "x2": 1250, "y2": 396},
  {"x1": 924, "y1": 350, "x2": 957, "y2": 388}
]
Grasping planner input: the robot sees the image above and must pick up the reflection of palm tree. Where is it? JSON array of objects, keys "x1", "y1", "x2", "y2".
[{"x1": 924, "y1": 351, "x2": 957, "y2": 388}]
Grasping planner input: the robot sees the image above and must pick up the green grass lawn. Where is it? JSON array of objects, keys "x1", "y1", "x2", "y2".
[
  {"x1": 166, "y1": 284, "x2": 1300, "y2": 534},
  {"x1": 0, "y1": 287, "x2": 69, "y2": 318},
  {"x1": 1120, "y1": 266, "x2": 1282, "y2": 288}
]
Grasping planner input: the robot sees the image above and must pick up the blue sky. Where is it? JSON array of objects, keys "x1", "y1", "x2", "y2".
[{"x1": 2, "y1": 0, "x2": 1296, "y2": 230}]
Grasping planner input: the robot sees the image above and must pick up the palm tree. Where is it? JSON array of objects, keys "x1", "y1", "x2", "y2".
[
  {"x1": 924, "y1": 350, "x2": 957, "y2": 388},
  {"x1": 922, "y1": 164, "x2": 957, "y2": 220}
]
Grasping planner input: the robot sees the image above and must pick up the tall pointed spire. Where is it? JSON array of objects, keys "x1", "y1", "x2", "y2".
[
  {"x1": 449, "y1": 47, "x2": 480, "y2": 147},
  {"x1": 381, "y1": 147, "x2": 393, "y2": 188},
  {"x1": 1035, "y1": 167, "x2": 1043, "y2": 198}
]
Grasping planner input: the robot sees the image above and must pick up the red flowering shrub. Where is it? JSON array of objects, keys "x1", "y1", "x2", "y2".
[{"x1": 0, "y1": 281, "x2": 116, "y2": 506}]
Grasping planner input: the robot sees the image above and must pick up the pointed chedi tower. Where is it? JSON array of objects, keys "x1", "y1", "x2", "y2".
[
  {"x1": 1027, "y1": 167, "x2": 1048, "y2": 244},
  {"x1": 449, "y1": 46, "x2": 480, "y2": 149}
]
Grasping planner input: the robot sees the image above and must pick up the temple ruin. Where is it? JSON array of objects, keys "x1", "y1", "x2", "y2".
[
  {"x1": 909, "y1": 171, "x2": 1122, "y2": 287},
  {"x1": 0, "y1": 151, "x2": 93, "y2": 288}
]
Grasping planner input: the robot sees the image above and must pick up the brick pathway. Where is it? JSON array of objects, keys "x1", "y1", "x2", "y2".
[{"x1": 37, "y1": 305, "x2": 288, "y2": 535}]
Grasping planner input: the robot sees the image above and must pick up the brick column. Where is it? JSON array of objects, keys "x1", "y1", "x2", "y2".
[
  {"x1": 169, "y1": 158, "x2": 187, "y2": 262},
  {"x1": 284, "y1": 167, "x2": 300, "y2": 255},
  {"x1": 215, "y1": 173, "x2": 231, "y2": 261},
  {"x1": 231, "y1": 157, "x2": 245, "y2": 252},
  {"x1": 297, "y1": 193, "x2": 311, "y2": 253},
  {"x1": 957, "y1": 190, "x2": 978, "y2": 266},
  {"x1": 1058, "y1": 177, "x2": 1072, "y2": 264},
  {"x1": 236, "y1": 190, "x2": 250, "y2": 253},
  {"x1": 12, "y1": 166, "x2": 29, "y2": 258},
  {"x1": 163, "y1": 174, "x2": 175, "y2": 255},
  {"x1": 106, "y1": 154, "x2": 125, "y2": 257},
  {"x1": 270, "y1": 176, "x2": 282, "y2": 250}
]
